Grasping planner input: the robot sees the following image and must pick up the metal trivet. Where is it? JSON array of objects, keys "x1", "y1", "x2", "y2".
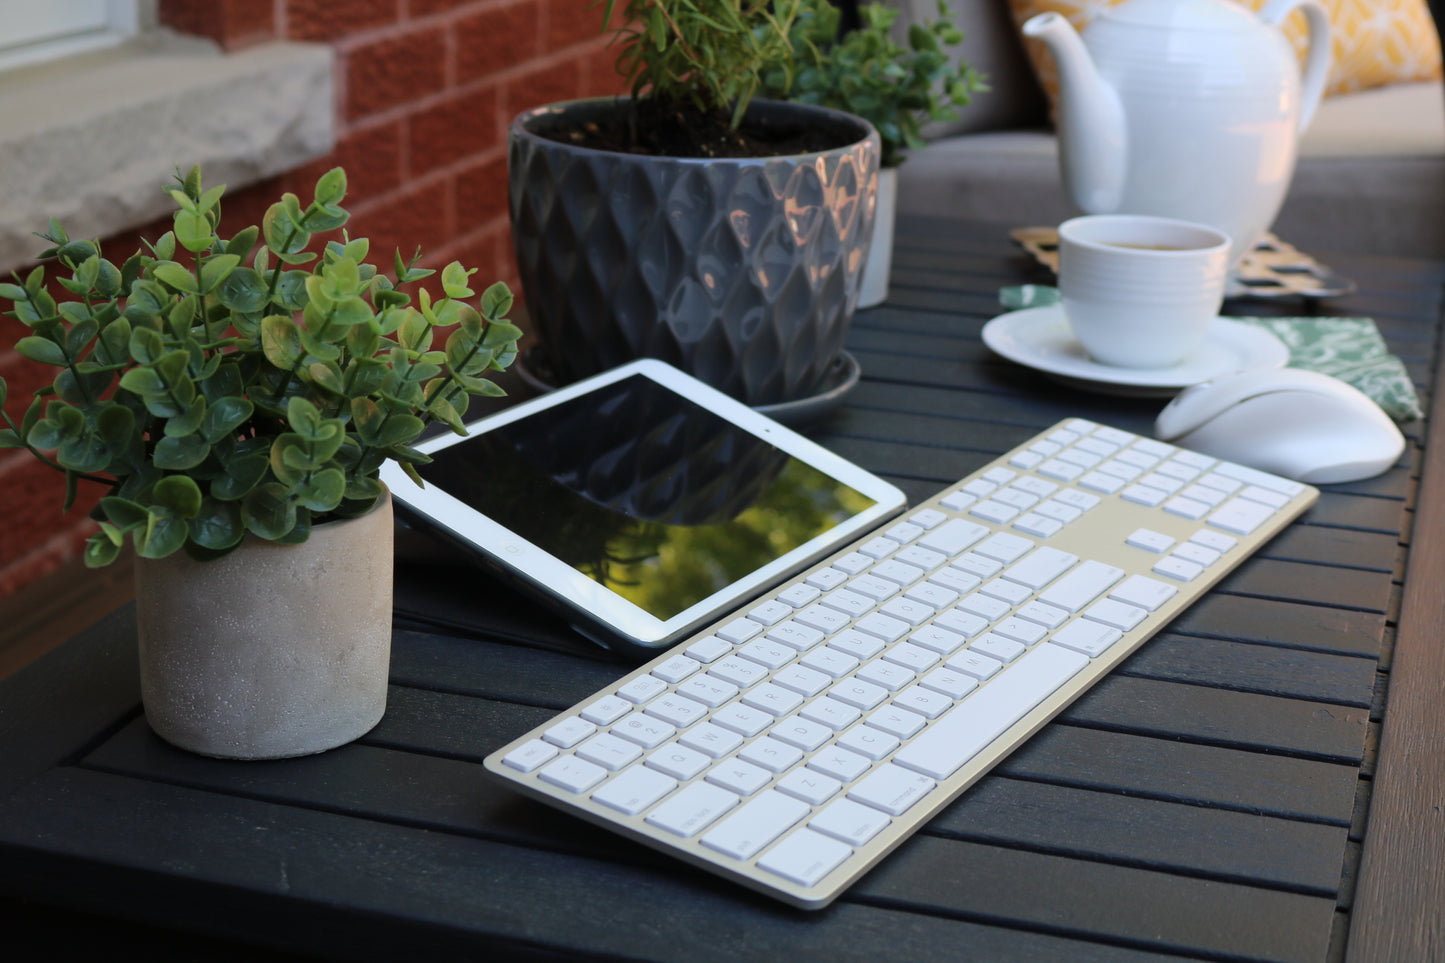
[{"x1": 1011, "y1": 226, "x2": 1355, "y2": 299}]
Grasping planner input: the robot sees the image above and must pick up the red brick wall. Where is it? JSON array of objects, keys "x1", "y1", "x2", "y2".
[{"x1": 0, "y1": 0, "x2": 625, "y2": 598}]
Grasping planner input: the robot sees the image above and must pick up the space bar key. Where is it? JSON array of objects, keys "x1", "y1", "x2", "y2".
[{"x1": 892, "y1": 644, "x2": 1090, "y2": 781}]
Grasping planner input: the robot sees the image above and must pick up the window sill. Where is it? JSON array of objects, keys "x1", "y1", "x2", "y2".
[{"x1": 0, "y1": 32, "x2": 334, "y2": 274}]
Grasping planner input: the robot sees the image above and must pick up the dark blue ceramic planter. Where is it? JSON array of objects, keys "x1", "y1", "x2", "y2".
[{"x1": 509, "y1": 98, "x2": 880, "y2": 407}]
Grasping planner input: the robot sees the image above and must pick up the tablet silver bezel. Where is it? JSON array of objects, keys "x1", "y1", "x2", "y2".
[{"x1": 380, "y1": 359, "x2": 906, "y2": 654}]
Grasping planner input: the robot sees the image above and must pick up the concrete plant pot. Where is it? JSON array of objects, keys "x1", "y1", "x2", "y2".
[
  {"x1": 509, "y1": 97, "x2": 880, "y2": 407},
  {"x1": 134, "y1": 492, "x2": 394, "y2": 760}
]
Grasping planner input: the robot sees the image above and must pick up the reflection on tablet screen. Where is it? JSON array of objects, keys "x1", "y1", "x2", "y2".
[{"x1": 417, "y1": 374, "x2": 877, "y2": 620}]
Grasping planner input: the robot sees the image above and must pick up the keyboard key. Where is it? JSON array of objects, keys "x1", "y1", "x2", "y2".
[
  {"x1": 707, "y1": 758, "x2": 773, "y2": 797},
  {"x1": 1002, "y1": 546, "x2": 1078, "y2": 589},
  {"x1": 918, "y1": 518, "x2": 989, "y2": 556},
  {"x1": 539, "y1": 756, "x2": 608, "y2": 794},
  {"x1": 1209, "y1": 497, "x2": 1277, "y2": 535},
  {"x1": 776, "y1": 771, "x2": 843, "y2": 810},
  {"x1": 971, "y1": 633, "x2": 1026, "y2": 663},
  {"x1": 1126, "y1": 528, "x2": 1175, "y2": 553},
  {"x1": 800, "y1": 647, "x2": 861, "y2": 678},
  {"x1": 716, "y1": 617, "x2": 765, "y2": 644},
  {"x1": 575, "y1": 732, "x2": 643, "y2": 770},
  {"x1": 1037, "y1": 560, "x2": 1125, "y2": 612},
  {"x1": 502, "y1": 738, "x2": 558, "y2": 773},
  {"x1": 757, "y1": 829, "x2": 853, "y2": 888},
  {"x1": 617, "y1": 674, "x2": 668, "y2": 705},
  {"x1": 712, "y1": 703, "x2": 773, "y2": 737},
  {"x1": 592, "y1": 764, "x2": 677, "y2": 816},
  {"x1": 806, "y1": 567, "x2": 849, "y2": 592},
  {"x1": 647, "y1": 781, "x2": 739, "y2": 837},
  {"x1": 807, "y1": 746, "x2": 872, "y2": 783},
  {"x1": 1013, "y1": 513, "x2": 1064, "y2": 537},
  {"x1": 847, "y1": 763, "x2": 936, "y2": 816},
  {"x1": 810, "y1": 797, "x2": 891, "y2": 846},
  {"x1": 678, "y1": 722, "x2": 744, "y2": 758},
  {"x1": 647, "y1": 743, "x2": 711, "y2": 780},
  {"x1": 919, "y1": 667, "x2": 978, "y2": 700},
  {"x1": 684, "y1": 636, "x2": 732, "y2": 665},
  {"x1": 741, "y1": 683, "x2": 805, "y2": 718},
  {"x1": 893, "y1": 644, "x2": 1089, "y2": 780},
  {"x1": 771, "y1": 716, "x2": 834, "y2": 752},
  {"x1": 748, "y1": 599, "x2": 794, "y2": 626},
  {"x1": 1164, "y1": 496, "x2": 1211, "y2": 520},
  {"x1": 710, "y1": 656, "x2": 769, "y2": 689},
  {"x1": 612, "y1": 711, "x2": 677, "y2": 749},
  {"x1": 543, "y1": 716, "x2": 596, "y2": 749},
  {"x1": 974, "y1": 532, "x2": 1034, "y2": 563},
  {"x1": 739, "y1": 736, "x2": 805, "y2": 773},
  {"x1": 772, "y1": 664, "x2": 831, "y2": 697},
  {"x1": 800, "y1": 696, "x2": 863, "y2": 731},
  {"x1": 836, "y1": 724, "x2": 900, "y2": 760},
  {"x1": 1082, "y1": 598, "x2": 1148, "y2": 631},
  {"x1": 1154, "y1": 556, "x2": 1206, "y2": 582},
  {"x1": 652, "y1": 654, "x2": 703, "y2": 685},
  {"x1": 1109, "y1": 574, "x2": 1179, "y2": 612},
  {"x1": 1190, "y1": 529, "x2": 1238, "y2": 553},
  {"x1": 1050, "y1": 619, "x2": 1123, "y2": 657},
  {"x1": 646, "y1": 693, "x2": 710, "y2": 728},
  {"x1": 819, "y1": 588, "x2": 878, "y2": 619}
]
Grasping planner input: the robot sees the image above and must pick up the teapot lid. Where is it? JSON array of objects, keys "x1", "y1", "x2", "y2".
[{"x1": 1101, "y1": 0, "x2": 1260, "y2": 31}]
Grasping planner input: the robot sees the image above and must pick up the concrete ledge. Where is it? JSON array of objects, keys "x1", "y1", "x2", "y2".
[{"x1": 0, "y1": 33, "x2": 335, "y2": 273}]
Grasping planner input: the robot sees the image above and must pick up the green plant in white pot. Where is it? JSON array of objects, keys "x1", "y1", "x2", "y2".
[
  {"x1": 764, "y1": 0, "x2": 983, "y2": 306},
  {"x1": 0, "y1": 165, "x2": 521, "y2": 759}
]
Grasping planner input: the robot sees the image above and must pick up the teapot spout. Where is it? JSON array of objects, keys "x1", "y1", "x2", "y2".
[{"x1": 1023, "y1": 12, "x2": 1127, "y2": 213}]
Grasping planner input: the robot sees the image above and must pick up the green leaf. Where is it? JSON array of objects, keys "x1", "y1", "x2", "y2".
[
  {"x1": 15, "y1": 336, "x2": 65, "y2": 366},
  {"x1": 286, "y1": 396, "x2": 325, "y2": 438},
  {"x1": 202, "y1": 396, "x2": 253, "y2": 442},
  {"x1": 212, "y1": 452, "x2": 269, "y2": 500},
  {"x1": 99, "y1": 496, "x2": 150, "y2": 529},
  {"x1": 153, "y1": 433, "x2": 210, "y2": 470},
  {"x1": 136, "y1": 513, "x2": 189, "y2": 559},
  {"x1": 163, "y1": 396, "x2": 207, "y2": 438},
  {"x1": 96, "y1": 402, "x2": 136, "y2": 453},
  {"x1": 153, "y1": 475, "x2": 203, "y2": 518},
  {"x1": 307, "y1": 361, "x2": 345, "y2": 397},
  {"x1": 128, "y1": 326, "x2": 166, "y2": 364},
  {"x1": 261, "y1": 315, "x2": 303, "y2": 369},
  {"x1": 174, "y1": 209, "x2": 212, "y2": 253},
  {"x1": 198, "y1": 253, "x2": 240, "y2": 293},
  {"x1": 262, "y1": 196, "x2": 311, "y2": 255},
  {"x1": 190, "y1": 497, "x2": 245, "y2": 550},
  {"x1": 314, "y1": 168, "x2": 347, "y2": 207},
  {"x1": 440, "y1": 261, "x2": 476, "y2": 299},
  {"x1": 94, "y1": 317, "x2": 132, "y2": 365},
  {"x1": 84, "y1": 531, "x2": 121, "y2": 567},
  {"x1": 480, "y1": 281, "x2": 514, "y2": 319},
  {"x1": 151, "y1": 261, "x2": 199, "y2": 294},
  {"x1": 243, "y1": 483, "x2": 297, "y2": 540},
  {"x1": 57, "y1": 433, "x2": 109, "y2": 472},
  {"x1": 0, "y1": 428, "x2": 21, "y2": 449},
  {"x1": 295, "y1": 468, "x2": 345, "y2": 512},
  {"x1": 226, "y1": 225, "x2": 260, "y2": 258}
]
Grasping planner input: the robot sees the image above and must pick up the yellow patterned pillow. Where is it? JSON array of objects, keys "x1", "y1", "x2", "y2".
[{"x1": 1007, "y1": 0, "x2": 1443, "y2": 100}]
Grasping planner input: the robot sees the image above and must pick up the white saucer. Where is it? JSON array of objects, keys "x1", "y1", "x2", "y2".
[{"x1": 981, "y1": 305, "x2": 1290, "y2": 397}]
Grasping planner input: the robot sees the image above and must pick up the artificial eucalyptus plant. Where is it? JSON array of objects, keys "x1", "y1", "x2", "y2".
[
  {"x1": 0, "y1": 165, "x2": 521, "y2": 566},
  {"x1": 764, "y1": 0, "x2": 983, "y2": 168}
]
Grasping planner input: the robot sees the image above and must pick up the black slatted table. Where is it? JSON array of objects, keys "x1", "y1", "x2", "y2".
[{"x1": 2, "y1": 216, "x2": 1442, "y2": 961}]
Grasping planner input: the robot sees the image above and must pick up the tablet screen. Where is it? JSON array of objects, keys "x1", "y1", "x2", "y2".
[{"x1": 416, "y1": 373, "x2": 878, "y2": 621}]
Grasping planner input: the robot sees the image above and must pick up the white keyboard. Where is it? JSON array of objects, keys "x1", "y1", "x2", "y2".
[{"x1": 483, "y1": 418, "x2": 1318, "y2": 908}]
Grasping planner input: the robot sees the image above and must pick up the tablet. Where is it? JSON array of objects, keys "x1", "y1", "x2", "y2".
[{"x1": 381, "y1": 359, "x2": 906, "y2": 658}]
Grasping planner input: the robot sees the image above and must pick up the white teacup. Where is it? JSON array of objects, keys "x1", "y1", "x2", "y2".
[{"x1": 1057, "y1": 214, "x2": 1232, "y2": 369}]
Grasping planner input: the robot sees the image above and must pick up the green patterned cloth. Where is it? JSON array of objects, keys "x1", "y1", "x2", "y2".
[{"x1": 998, "y1": 285, "x2": 1423, "y2": 422}]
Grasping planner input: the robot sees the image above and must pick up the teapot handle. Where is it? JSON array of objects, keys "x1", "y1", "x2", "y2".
[{"x1": 1260, "y1": 0, "x2": 1331, "y2": 132}]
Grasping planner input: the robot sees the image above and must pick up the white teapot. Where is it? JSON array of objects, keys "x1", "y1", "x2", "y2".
[{"x1": 1023, "y1": 0, "x2": 1330, "y2": 266}]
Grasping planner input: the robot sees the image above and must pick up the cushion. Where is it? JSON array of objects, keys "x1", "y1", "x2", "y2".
[{"x1": 1007, "y1": 0, "x2": 1443, "y2": 101}]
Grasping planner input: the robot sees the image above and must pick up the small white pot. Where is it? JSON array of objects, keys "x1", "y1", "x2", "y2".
[
  {"x1": 858, "y1": 166, "x2": 898, "y2": 309},
  {"x1": 135, "y1": 492, "x2": 394, "y2": 760}
]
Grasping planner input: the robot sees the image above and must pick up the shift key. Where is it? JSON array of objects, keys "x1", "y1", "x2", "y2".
[
  {"x1": 1037, "y1": 560, "x2": 1124, "y2": 612},
  {"x1": 892, "y1": 644, "x2": 1088, "y2": 780}
]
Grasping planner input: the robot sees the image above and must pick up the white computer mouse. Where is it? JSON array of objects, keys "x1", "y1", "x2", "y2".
[{"x1": 1155, "y1": 368, "x2": 1405, "y2": 484}]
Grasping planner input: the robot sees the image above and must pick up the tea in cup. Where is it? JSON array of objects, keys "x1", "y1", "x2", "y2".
[{"x1": 1057, "y1": 214, "x2": 1231, "y2": 369}]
